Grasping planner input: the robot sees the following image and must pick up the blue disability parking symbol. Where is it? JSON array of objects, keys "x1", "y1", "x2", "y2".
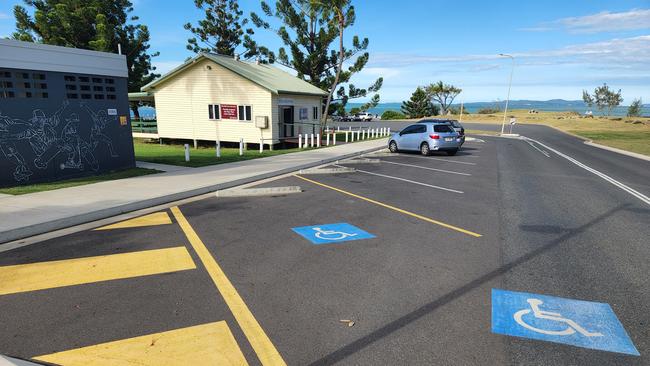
[
  {"x1": 491, "y1": 289, "x2": 639, "y2": 356},
  {"x1": 292, "y1": 223, "x2": 375, "y2": 244}
]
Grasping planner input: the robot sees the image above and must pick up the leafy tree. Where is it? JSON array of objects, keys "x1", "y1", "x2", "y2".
[
  {"x1": 582, "y1": 89, "x2": 594, "y2": 109},
  {"x1": 12, "y1": 0, "x2": 159, "y2": 94},
  {"x1": 184, "y1": 0, "x2": 260, "y2": 59},
  {"x1": 349, "y1": 107, "x2": 361, "y2": 115},
  {"x1": 250, "y1": 0, "x2": 382, "y2": 127},
  {"x1": 584, "y1": 83, "x2": 623, "y2": 117},
  {"x1": 401, "y1": 87, "x2": 436, "y2": 118},
  {"x1": 425, "y1": 81, "x2": 462, "y2": 115},
  {"x1": 627, "y1": 98, "x2": 643, "y2": 117}
]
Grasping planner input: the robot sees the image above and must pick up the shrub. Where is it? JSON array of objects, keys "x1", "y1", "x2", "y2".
[
  {"x1": 477, "y1": 107, "x2": 500, "y2": 114},
  {"x1": 381, "y1": 110, "x2": 407, "y2": 120}
]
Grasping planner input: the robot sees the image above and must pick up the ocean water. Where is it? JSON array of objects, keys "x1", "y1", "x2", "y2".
[{"x1": 348, "y1": 100, "x2": 650, "y2": 117}]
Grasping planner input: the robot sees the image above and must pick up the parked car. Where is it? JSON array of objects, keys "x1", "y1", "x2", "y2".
[
  {"x1": 388, "y1": 122, "x2": 461, "y2": 156},
  {"x1": 353, "y1": 112, "x2": 373, "y2": 122},
  {"x1": 417, "y1": 118, "x2": 465, "y2": 145}
]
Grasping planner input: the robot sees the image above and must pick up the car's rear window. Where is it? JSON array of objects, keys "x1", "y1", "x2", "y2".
[{"x1": 433, "y1": 125, "x2": 454, "y2": 133}]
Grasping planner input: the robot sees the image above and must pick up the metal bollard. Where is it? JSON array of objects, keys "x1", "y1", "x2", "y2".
[
  {"x1": 184, "y1": 144, "x2": 190, "y2": 162},
  {"x1": 310, "y1": 133, "x2": 315, "y2": 148},
  {"x1": 216, "y1": 140, "x2": 221, "y2": 157},
  {"x1": 326, "y1": 132, "x2": 330, "y2": 146},
  {"x1": 345, "y1": 131, "x2": 349, "y2": 143},
  {"x1": 316, "y1": 133, "x2": 321, "y2": 147},
  {"x1": 239, "y1": 138, "x2": 244, "y2": 156},
  {"x1": 387, "y1": 127, "x2": 391, "y2": 136},
  {"x1": 333, "y1": 132, "x2": 337, "y2": 145},
  {"x1": 259, "y1": 138, "x2": 264, "y2": 153},
  {"x1": 298, "y1": 134, "x2": 302, "y2": 149}
]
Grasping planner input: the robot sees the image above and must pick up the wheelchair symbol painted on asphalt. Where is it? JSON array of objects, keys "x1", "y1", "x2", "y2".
[
  {"x1": 292, "y1": 223, "x2": 375, "y2": 244},
  {"x1": 491, "y1": 289, "x2": 639, "y2": 356}
]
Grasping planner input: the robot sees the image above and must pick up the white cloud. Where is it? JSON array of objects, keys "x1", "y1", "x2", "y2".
[
  {"x1": 0, "y1": 12, "x2": 11, "y2": 20},
  {"x1": 524, "y1": 9, "x2": 650, "y2": 33}
]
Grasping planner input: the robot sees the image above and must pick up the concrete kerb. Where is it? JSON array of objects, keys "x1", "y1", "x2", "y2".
[
  {"x1": 0, "y1": 144, "x2": 386, "y2": 245},
  {"x1": 216, "y1": 186, "x2": 303, "y2": 198},
  {"x1": 299, "y1": 167, "x2": 356, "y2": 174}
]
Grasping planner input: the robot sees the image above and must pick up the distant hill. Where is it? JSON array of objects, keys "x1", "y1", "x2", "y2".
[{"x1": 346, "y1": 99, "x2": 649, "y2": 117}]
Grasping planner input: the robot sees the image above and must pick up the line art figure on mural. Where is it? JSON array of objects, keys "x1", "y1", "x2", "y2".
[
  {"x1": 0, "y1": 113, "x2": 33, "y2": 182},
  {"x1": 82, "y1": 103, "x2": 118, "y2": 157}
]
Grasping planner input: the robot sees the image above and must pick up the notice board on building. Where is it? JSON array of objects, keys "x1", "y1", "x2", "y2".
[{"x1": 220, "y1": 104, "x2": 238, "y2": 119}]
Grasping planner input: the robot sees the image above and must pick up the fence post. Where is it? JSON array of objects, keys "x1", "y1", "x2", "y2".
[
  {"x1": 215, "y1": 140, "x2": 221, "y2": 157},
  {"x1": 184, "y1": 144, "x2": 190, "y2": 162},
  {"x1": 310, "y1": 133, "x2": 314, "y2": 148},
  {"x1": 298, "y1": 134, "x2": 302, "y2": 149},
  {"x1": 337, "y1": 126, "x2": 340, "y2": 132},
  {"x1": 316, "y1": 133, "x2": 321, "y2": 147},
  {"x1": 345, "y1": 131, "x2": 349, "y2": 143},
  {"x1": 259, "y1": 138, "x2": 264, "y2": 153},
  {"x1": 239, "y1": 138, "x2": 244, "y2": 156},
  {"x1": 387, "y1": 127, "x2": 391, "y2": 136},
  {"x1": 333, "y1": 132, "x2": 337, "y2": 145},
  {"x1": 304, "y1": 134, "x2": 309, "y2": 148},
  {"x1": 326, "y1": 132, "x2": 330, "y2": 146}
]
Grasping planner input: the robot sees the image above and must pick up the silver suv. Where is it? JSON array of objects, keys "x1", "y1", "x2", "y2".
[{"x1": 388, "y1": 122, "x2": 461, "y2": 156}]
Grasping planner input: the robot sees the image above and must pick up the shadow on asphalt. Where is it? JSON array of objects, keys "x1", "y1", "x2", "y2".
[{"x1": 307, "y1": 204, "x2": 629, "y2": 366}]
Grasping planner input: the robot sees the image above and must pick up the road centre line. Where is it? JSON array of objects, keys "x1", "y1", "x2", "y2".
[
  {"x1": 170, "y1": 207, "x2": 287, "y2": 366},
  {"x1": 294, "y1": 175, "x2": 482, "y2": 237},
  {"x1": 0, "y1": 247, "x2": 196, "y2": 296},
  {"x1": 525, "y1": 138, "x2": 650, "y2": 206},
  {"x1": 525, "y1": 140, "x2": 550, "y2": 158},
  {"x1": 377, "y1": 160, "x2": 471, "y2": 176},
  {"x1": 334, "y1": 165, "x2": 463, "y2": 194}
]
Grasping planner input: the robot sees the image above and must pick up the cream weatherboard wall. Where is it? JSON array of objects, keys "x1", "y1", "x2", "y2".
[
  {"x1": 152, "y1": 58, "x2": 273, "y2": 144},
  {"x1": 272, "y1": 93, "x2": 323, "y2": 140}
]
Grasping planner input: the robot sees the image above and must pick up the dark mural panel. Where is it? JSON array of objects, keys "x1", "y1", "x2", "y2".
[{"x1": 0, "y1": 68, "x2": 135, "y2": 187}]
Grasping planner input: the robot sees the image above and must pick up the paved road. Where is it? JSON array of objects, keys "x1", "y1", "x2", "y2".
[{"x1": 0, "y1": 134, "x2": 648, "y2": 365}]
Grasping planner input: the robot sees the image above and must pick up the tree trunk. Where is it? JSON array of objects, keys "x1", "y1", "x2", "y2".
[{"x1": 321, "y1": 10, "x2": 344, "y2": 133}]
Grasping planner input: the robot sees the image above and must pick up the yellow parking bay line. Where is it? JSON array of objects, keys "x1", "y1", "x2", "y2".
[
  {"x1": 0, "y1": 247, "x2": 196, "y2": 296},
  {"x1": 295, "y1": 175, "x2": 482, "y2": 238},
  {"x1": 94, "y1": 212, "x2": 173, "y2": 230},
  {"x1": 35, "y1": 321, "x2": 248, "y2": 366},
  {"x1": 171, "y1": 207, "x2": 286, "y2": 366}
]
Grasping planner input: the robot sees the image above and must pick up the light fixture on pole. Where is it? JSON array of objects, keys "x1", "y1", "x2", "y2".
[{"x1": 499, "y1": 53, "x2": 515, "y2": 135}]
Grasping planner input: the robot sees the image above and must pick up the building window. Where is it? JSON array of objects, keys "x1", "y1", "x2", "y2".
[
  {"x1": 313, "y1": 106, "x2": 318, "y2": 120},
  {"x1": 66, "y1": 93, "x2": 78, "y2": 99},
  {"x1": 33, "y1": 73, "x2": 46, "y2": 80},
  {"x1": 1, "y1": 81, "x2": 12, "y2": 88},
  {"x1": 238, "y1": 105, "x2": 252, "y2": 121},
  {"x1": 93, "y1": 85, "x2": 103, "y2": 92},
  {"x1": 299, "y1": 107, "x2": 308, "y2": 120},
  {"x1": 107, "y1": 94, "x2": 116, "y2": 100},
  {"x1": 81, "y1": 94, "x2": 92, "y2": 99},
  {"x1": 92, "y1": 77, "x2": 103, "y2": 83},
  {"x1": 65, "y1": 84, "x2": 77, "y2": 90},
  {"x1": 1, "y1": 71, "x2": 11, "y2": 78},
  {"x1": 208, "y1": 104, "x2": 221, "y2": 120},
  {"x1": 79, "y1": 76, "x2": 90, "y2": 83},
  {"x1": 1, "y1": 91, "x2": 15, "y2": 98},
  {"x1": 94, "y1": 94, "x2": 104, "y2": 100},
  {"x1": 106, "y1": 86, "x2": 115, "y2": 92},
  {"x1": 80, "y1": 85, "x2": 90, "y2": 91},
  {"x1": 37, "y1": 92, "x2": 48, "y2": 98},
  {"x1": 64, "y1": 75, "x2": 76, "y2": 82},
  {"x1": 105, "y1": 78, "x2": 114, "y2": 84}
]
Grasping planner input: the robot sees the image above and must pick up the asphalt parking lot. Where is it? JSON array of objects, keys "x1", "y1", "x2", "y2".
[{"x1": 1, "y1": 135, "x2": 648, "y2": 365}]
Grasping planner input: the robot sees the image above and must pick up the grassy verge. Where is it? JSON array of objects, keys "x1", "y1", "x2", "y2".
[
  {"x1": 135, "y1": 135, "x2": 386, "y2": 168},
  {"x1": 0, "y1": 167, "x2": 159, "y2": 195},
  {"x1": 465, "y1": 129, "x2": 499, "y2": 136},
  {"x1": 570, "y1": 131, "x2": 650, "y2": 156}
]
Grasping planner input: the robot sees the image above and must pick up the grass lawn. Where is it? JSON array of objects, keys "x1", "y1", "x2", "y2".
[
  {"x1": 570, "y1": 131, "x2": 650, "y2": 156},
  {"x1": 0, "y1": 167, "x2": 159, "y2": 195},
  {"x1": 134, "y1": 135, "x2": 385, "y2": 167},
  {"x1": 465, "y1": 129, "x2": 499, "y2": 136}
]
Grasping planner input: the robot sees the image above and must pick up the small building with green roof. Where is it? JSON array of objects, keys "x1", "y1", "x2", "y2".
[{"x1": 137, "y1": 53, "x2": 328, "y2": 148}]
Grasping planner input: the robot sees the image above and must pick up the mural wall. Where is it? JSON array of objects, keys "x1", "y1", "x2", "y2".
[{"x1": 0, "y1": 68, "x2": 134, "y2": 187}]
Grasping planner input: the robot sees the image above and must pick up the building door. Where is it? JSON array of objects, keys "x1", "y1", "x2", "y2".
[{"x1": 280, "y1": 106, "x2": 294, "y2": 137}]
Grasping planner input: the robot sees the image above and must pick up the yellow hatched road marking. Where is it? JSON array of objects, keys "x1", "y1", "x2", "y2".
[
  {"x1": 171, "y1": 206, "x2": 287, "y2": 366},
  {"x1": 0, "y1": 247, "x2": 196, "y2": 295},
  {"x1": 34, "y1": 321, "x2": 248, "y2": 366},
  {"x1": 295, "y1": 174, "x2": 483, "y2": 238},
  {"x1": 94, "y1": 212, "x2": 173, "y2": 231}
]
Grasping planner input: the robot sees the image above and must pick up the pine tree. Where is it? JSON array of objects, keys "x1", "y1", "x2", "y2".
[
  {"x1": 184, "y1": 0, "x2": 258, "y2": 58},
  {"x1": 12, "y1": 0, "x2": 159, "y2": 93},
  {"x1": 401, "y1": 87, "x2": 436, "y2": 118}
]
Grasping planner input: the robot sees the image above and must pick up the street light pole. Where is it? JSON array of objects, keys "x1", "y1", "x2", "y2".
[{"x1": 499, "y1": 53, "x2": 514, "y2": 134}]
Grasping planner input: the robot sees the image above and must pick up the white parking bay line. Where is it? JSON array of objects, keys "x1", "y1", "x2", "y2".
[
  {"x1": 337, "y1": 165, "x2": 463, "y2": 194},
  {"x1": 379, "y1": 160, "x2": 471, "y2": 176},
  {"x1": 391, "y1": 154, "x2": 477, "y2": 166}
]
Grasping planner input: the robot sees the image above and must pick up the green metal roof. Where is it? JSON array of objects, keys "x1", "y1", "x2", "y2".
[{"x1": 142, "y1": 53, "x2": 328, "y2": 97}]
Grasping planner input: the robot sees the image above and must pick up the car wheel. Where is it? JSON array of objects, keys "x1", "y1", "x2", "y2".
[
  {"x1": 446, "y1": 148, "x2": 458, "y2": 156},
  {"x1": 389, "y1": 140, "x2": 398, "y2": 153},
  {"x1": 420, "y1": 142, "x2": 430, "y2": 156}
]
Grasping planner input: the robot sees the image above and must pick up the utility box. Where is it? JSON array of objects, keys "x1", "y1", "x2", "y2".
[
  {"x1": 255, "y1": 115, "x2": 268, "y2": 129},
  {"x1": 0, "y1": 39, "x2": 134, "y2": 187}
]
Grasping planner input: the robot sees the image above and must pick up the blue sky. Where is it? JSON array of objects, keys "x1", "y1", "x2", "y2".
[{"x1": 1, "y1": 0, "x2": 648, "y2": 103}]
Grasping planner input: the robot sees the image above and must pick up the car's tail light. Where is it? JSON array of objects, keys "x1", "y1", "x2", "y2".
[{"x1": 429, "y1": 134, "x2": 440, "y2": 139}]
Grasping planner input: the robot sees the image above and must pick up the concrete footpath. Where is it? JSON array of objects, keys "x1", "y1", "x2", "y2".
[{"x1": 0, "y1": 139, "x2": 386, "y2": 244}]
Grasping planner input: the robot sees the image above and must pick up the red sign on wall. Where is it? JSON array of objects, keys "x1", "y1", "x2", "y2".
[{"x1": 220, "y1": 104, "x2": 238, "y2": 119}]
